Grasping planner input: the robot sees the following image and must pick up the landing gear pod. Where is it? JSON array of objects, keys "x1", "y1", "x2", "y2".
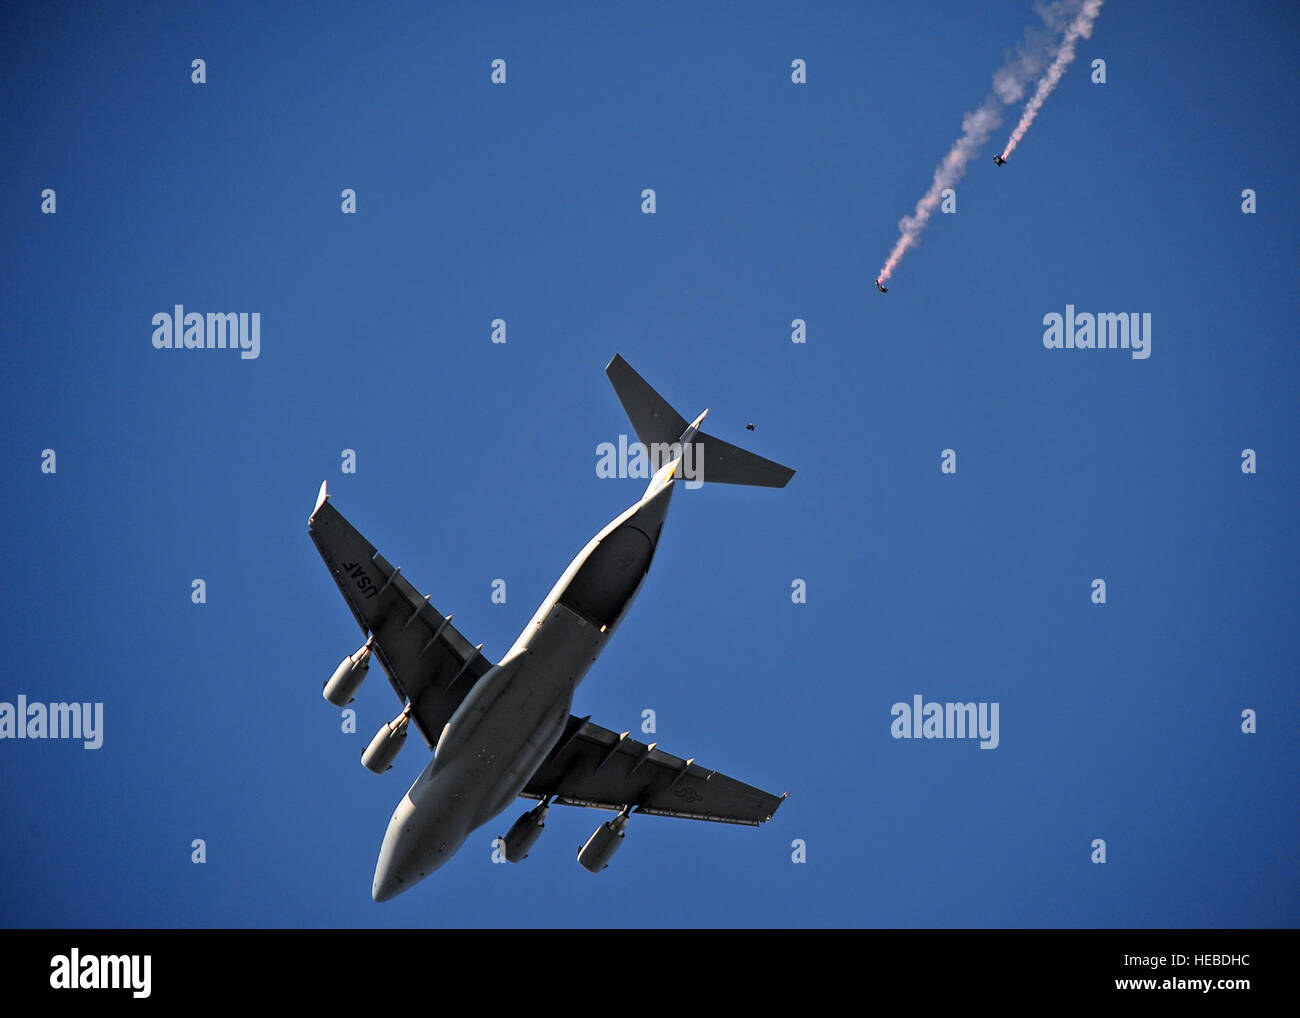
[
  {"x1": 577, "y1": 806, "x2": 631, "y2": 873},
  {"x1": 323, "y1": 640, "x2": 373, "y2": 706}
]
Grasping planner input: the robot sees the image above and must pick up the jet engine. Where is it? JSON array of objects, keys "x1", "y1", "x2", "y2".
[
  {"x1": 323, "y1": 641, "x2": 372, "y2": 707},
  {"x1": 502, "y1": 801, "x2": 550, "y2": 862},
  {"x1": 361, "y1": 711, "x2": 409, "y2": 774},
  {"x1": 577, "y1": 807, "x2": 631, "y2": 873}
]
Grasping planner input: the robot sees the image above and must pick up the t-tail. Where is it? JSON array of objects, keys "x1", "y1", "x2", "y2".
[{"x1": 605, "y1": 354, "x2": 795, "y2": 490}]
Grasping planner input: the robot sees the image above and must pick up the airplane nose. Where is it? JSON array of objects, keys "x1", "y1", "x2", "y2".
[
  {"x1": 372, "y1": 841, "x2": 401, "y2": 901},
  {"x1": 372, "y1": 794, "x2": 417, "y2": 902},
  {"x1": 372, "y1": 865, "x2": 403, "y2": 903}
]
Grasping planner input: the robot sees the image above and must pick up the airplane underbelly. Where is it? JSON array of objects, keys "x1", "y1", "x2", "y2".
[
  {"x1": 388, "y1": 601, "x2": 610, "y2": 891},
  {"x1": 473, "y1": 697, "x2": 571, "y2": 825},
  {"x1": 435, "y1": 604, "x2": 606, "y2": 828}
]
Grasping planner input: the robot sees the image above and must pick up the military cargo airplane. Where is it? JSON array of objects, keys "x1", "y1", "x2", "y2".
[{"x1": 309, "y1": 354, "x2": 792, "y2": 901}]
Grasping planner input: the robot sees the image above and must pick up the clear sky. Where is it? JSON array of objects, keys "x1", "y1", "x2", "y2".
[{"x1": 2, "y1": 0, "x2": 1296, "y2": 928}]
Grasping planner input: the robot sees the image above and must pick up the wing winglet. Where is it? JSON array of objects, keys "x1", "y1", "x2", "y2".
[{"x1": 311, "y1": 480, "x2": 330, "y2": 521}]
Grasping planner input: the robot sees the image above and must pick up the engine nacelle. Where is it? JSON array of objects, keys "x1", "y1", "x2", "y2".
[
  {"x1": 361, "y1": 713, "x2": 409, "y2": 774},
  {"x1": 502, "y1": 802, "x2": 550, "y2": 863},
  {"x1": 323, "y1": 643, "x2": 371, "y2": 707},
  {"x1": 577, "y1": 808, "x2": 630, "y2": 873}
]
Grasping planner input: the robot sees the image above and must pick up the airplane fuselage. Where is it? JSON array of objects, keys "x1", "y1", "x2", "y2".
[{"x1": 371, "y1": 468, "x2": 676, "y2": 901}]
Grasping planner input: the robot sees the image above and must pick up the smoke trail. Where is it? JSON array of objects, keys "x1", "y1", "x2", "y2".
[
  {"x1": 1000, "y1": 0, "x2": 1104, "y2": 160},
  {"x1": 876, "y1": 1, "x2": 1091, "y2": 287},
  {"x1": 877, "y1": 99, "x2": 1002, "y2": 285}
]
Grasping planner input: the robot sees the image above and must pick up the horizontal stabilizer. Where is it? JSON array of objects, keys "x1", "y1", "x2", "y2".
[{"x1": 605, "y1": 354, "x2": 794, "y2": 488}]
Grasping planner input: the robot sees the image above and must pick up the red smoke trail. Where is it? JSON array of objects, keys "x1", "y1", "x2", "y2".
[
  {"x1": 876, "y1": 1, "x2": 1096, "y2": 288},
  {"x1": 878, "y1": 100, "x2": 1002, "y2": 285},
  {"x1": 999, "y1": 0, "x2": 1104, "y2": 161},
  {"x1": 878, "y1": 100, "x2": 1003, "y2": 285}
]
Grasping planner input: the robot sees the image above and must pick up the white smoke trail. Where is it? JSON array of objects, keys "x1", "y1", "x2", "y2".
[
  {"x1": 1000, "y1": 0, "x2": 1104, "y2": 160},
  {"x1": 877, "y1": 99, "x2": 1002, "y2": 284},
  {"x1": 876, "y1": 1, "x2": 1093, "y2": 287}
]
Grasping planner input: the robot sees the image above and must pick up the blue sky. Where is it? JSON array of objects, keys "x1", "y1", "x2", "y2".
[{"x1": 1, "y1": 0, "x2": 1296, "y2": 928}]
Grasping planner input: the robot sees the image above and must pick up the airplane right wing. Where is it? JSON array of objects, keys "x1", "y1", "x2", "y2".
[
  {"x1": 308, "y1": 482, "x2": 492, "y2": 749},
  {"x1": 519, "y1": 715, "x2": 786, "y2": 826}
]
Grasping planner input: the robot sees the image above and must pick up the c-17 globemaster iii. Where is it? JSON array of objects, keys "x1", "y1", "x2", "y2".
[{"x1": 309, "y1": 354, "x2": 793, "y2": 901}]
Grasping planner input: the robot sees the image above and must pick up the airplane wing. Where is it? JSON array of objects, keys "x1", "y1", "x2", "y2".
[
  {"x1": 308, "y1": 482, "x2": 492, "y2": 749},
  {"x1": 519, "y1": 715, "x2": 786, "y2": 826}
]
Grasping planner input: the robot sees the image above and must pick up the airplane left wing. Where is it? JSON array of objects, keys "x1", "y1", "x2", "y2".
[
  {"x1": 519, "y1": 715, "x2": 786, "y2": 826},
  {"x1": 308, "y1": 482, "x2": 492, "y2": 749}
]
